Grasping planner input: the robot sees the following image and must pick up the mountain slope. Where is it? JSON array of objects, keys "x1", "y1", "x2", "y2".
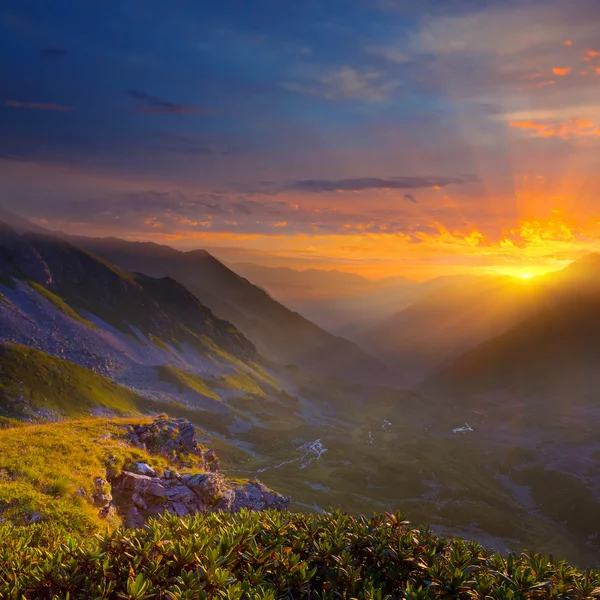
[
  {"x1": 0, "y1": 224, "x2": 256, "y2": 362},
  {"x1": 230, "y1": 262, "x2": 418, "y2": 335},
  {"x1": 0, "y1": 343, "x2": 147, "y2": 419},
  {"x1": 360, "y1": 275, "x2": 546, "y2": 383},
  {"x1": 431, "y1": 255, "x2": 600, "y2": 397},
  {"x1": 65, "y1": 235, "x2": 399, "y2": 385}
]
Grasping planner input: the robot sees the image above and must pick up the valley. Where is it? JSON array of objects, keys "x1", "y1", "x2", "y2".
[{"x1": 0, "y1": 214, "x2": 599, "y2": 569}]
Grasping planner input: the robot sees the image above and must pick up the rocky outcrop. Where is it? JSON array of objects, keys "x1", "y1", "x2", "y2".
[
  {"x1": 124, "y1": 415, "x2": 220, "y2": 472},
  {"x1": 109, "y1": 415, "x2": 290, "y2": 527},
  {"x1": 115, "y1": 469, "x2": 290, "y2": 528}
]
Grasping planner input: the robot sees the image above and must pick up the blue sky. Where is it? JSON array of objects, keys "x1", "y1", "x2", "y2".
[{"x1": 1, "y1": 0, "x2": 600, "y2": 277}]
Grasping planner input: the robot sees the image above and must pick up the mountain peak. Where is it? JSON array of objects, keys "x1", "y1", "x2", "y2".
[{"x1": 558, "y1": 253, "x2": 600, "y2": 280}]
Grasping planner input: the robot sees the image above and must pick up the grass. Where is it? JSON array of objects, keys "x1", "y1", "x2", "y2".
[
  {"x1": 157, "y1": 365, "x2": 221, "y2": 401},
  {"x1": 26, "y1": 281, "x2": 96, "y2": 329},
  {"x1": 0, "y1": 344, "x2": 145, "y2": 418},
  {"x1": 149, "y1": 334, "x2": 176, "y2": 355},
  {"x1": 216, "y1": 370, "x2": 269, "y2": 397},
  {"x1": 0, "y1": 417, "x2": 206, "y2": 535}
]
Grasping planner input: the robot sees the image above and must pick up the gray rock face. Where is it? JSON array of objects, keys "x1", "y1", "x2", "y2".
[
  {"x1": 114, "y1": 468, "x2": 290, "y2": 528},
  {"x1": 89, "y1": 415, "x2": 292, "y2": 527},
  {"x1": 124, "y1": 416, "x2": 220, "y2": 473}
]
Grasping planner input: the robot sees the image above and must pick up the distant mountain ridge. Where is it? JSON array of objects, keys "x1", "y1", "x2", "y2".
[
  {"x1": 430, "y1": 253, "x2": 600, "y2": 396},
  {"x1": 63, "y1": 234, "x2": 400, "y2": 385},
  {"x1": 230, "y1": 261, "x2": 419, "y2": 335},
  {"x1": 0, "y1": 223, "x2": 255, "y2": 361}
]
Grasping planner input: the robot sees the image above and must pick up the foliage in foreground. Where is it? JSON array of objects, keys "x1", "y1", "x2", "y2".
[{"x1": 1, "y1": 510, "x2": 599, "y2": 600}]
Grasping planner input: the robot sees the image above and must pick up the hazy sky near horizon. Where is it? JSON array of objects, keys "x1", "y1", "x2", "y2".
[{"x1": 1, "y1": 0, "x2": 600, "y2": 278}]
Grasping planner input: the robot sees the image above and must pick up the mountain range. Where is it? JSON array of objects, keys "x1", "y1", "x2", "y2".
[
  {"x1": 63, "y1": 234, "x2": 399, "y2": 386},
  {"x1": 1, "y1": 208, "x2": 600, "y2": 566},
  {"x1": 231, "y1": 262, "x2": 419, "y2": 334}
]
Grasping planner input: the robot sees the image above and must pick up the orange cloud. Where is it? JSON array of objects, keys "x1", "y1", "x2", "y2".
[
  {"x1": 586, "y1": 49, "x2": 600, "y2": 57},
  {"x1": 564, "y1": 40, "x2": 573, "y2": 47},
  {"x1": 552, "y1": 67, "x2": 572, "y2": 76},
  {"x1": 509, "y1": 118, "x2": 600, "y2": 139},
  {"x1": 4, "y1": 100, "x2": 73, "y2": 111}
]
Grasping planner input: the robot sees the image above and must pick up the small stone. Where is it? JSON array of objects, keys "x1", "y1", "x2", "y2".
[
  {"x1": 135, "y1": 462, "x2": 156, "y2": 476},
  {"x1": 94, "y1": 477, "x2": 107, "y2": 490},
  {"x1": 99, "y1": 503, "x2": 117, "y2": 519},
  {"x1": 75, "y1": 487, "x2": 87, "y2": 498}
]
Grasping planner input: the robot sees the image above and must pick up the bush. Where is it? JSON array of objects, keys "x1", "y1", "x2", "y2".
[{"x1": 0, "y1": 510, "x2": 598, "y2": 599}]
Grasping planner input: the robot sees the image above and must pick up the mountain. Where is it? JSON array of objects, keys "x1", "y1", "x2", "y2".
[
  {"x1": 360, "y1": 274, "x2": 546, "y2": 384},
  {"x1": 430, "y1": 254, "x2": 600, "y2": 397},
  {"x1": 230, "y1": 262, "x2": 418, "y2": 334},
  {"x1": 64, "y1": 235, "x2": 399, "y2": 385},
  {"x1": 0, "y1": 223, "x2": 255, "y2": 362}
]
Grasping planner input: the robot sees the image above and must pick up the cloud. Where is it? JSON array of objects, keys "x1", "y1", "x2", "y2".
[
  {"x1": 3, "y1": 100, "x2": 72, "y2": 111},
  {"x1": 287, "y1": 174, "x2": 477, "y2": 193},
  {"x1": 152, "y1": 132, "x2": 238, "y2": 156},
  {"x1": 128, "y1": 90, "x2": 212, "y2": 115},
  {"x1": 408, "y1": 2, "x2": 600, "y2": 57},
  {"x1": 403, "y1": 193, "x2": 417, "y2": 203},
  {"x1": 283, "y1": 67, "x2": 399, "y2": 102},
  {"x1": 552, "y1": 67, "x2": 572, "y2": 76},
  {"x1": 365, "y1": 45, "x2": 409, "y2": 64},
  {"x1": 509, "y1": 118, "x2": 600, "y2": 139},
  {"x1": 41, "y1": 47, "x2": 70, "y2": 59}
]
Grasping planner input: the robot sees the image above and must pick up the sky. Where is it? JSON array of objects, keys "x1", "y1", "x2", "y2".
[{"x1": 1, "y1": 0, "x2": 600, "y2": 279}]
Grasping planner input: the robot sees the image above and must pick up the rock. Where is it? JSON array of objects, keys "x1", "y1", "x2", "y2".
[
  {"x1": 132, "y1": 493, "x2": 147, "y2": 509},
  {"x1": 94, "y1": 477, "x2": 108, "y2": 490},
  {"x1": 134, "y1": 462, "x2": 156, "y2": 476},
  {"x1": 124, "y1": 416, "x2": 205, "y2": 460},
  {"x1": 121, "y1": 471, "x2": 151, "y2": 492},
  {"x1": 29, "y1": 512, "x2": 42, "y2": 523},
  {"x1": 94, "y1": 493, "x2": 113, "y2": 507},
  {"x1": 147, "y1": 482, "x2": 166, "y2": 498},
  {"x1": 171, "y1": 502, "x2": 189, "y2": 517},
  {"x1": 75, "y1": 487, "x2": 87, "y2": 498},
  {"x1": 99, "y1": 503, "x2": 117, "y2": 519},
  {"x1": 165, "y1": 485, "x2": 196, "y2": 503},
  {"x1": 187, "y1": 473, "x2": 223, "y2": 503}
]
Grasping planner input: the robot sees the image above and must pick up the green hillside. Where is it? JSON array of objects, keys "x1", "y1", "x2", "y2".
[
  {"x1": 0, "y1": 344, "x2": 146, "y2": 419},
  {"x1": 0, "y1": 416, "x2": 206, "y2": 534}
]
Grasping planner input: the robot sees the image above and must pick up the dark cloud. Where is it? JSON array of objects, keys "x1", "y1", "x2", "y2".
[
  {"x1": 287, "y1": 174, "x2": 477, "y2": 193},
  {"x1": 153, "y1": 132, "x2": 239, "y2": 157},
  {"x1": 128, "y1": 90, "x2": 212, "y2": 115},
  {"x1": 403, "y1": 193, "x2": 417, "y2": 203},
  {"x1": 41, "y1": 47, "x2": 70, "y2": 59},
  {"x1": 3, "y1": 100, "x2": 72, "y2": 111},
  {"x1": 26, "y1": 188, "x2": 426, "y2": 238}
]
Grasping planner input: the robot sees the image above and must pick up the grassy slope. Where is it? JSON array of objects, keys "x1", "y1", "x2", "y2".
[
  {"x1": 0, "y1": 417, "x2": 206, "y2": 534},
  {"x1": 157, "y1": 365, "x2": 220, "y2": 401},
  {"x1": 0, "y1": 344, "x2": 145, "y2": 418},
  {"x1": 25, "y1": 281, "x2": 96, "y2": 329}
]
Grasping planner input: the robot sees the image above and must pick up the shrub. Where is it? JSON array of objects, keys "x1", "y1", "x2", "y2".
[{"x1": 0, "y1": 510, "x2": 598, "y2": 599}]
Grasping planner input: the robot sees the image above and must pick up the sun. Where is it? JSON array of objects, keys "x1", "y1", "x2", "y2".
[{"x1": 519, "y1": 273, "x2": 533, "y2": 279}]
